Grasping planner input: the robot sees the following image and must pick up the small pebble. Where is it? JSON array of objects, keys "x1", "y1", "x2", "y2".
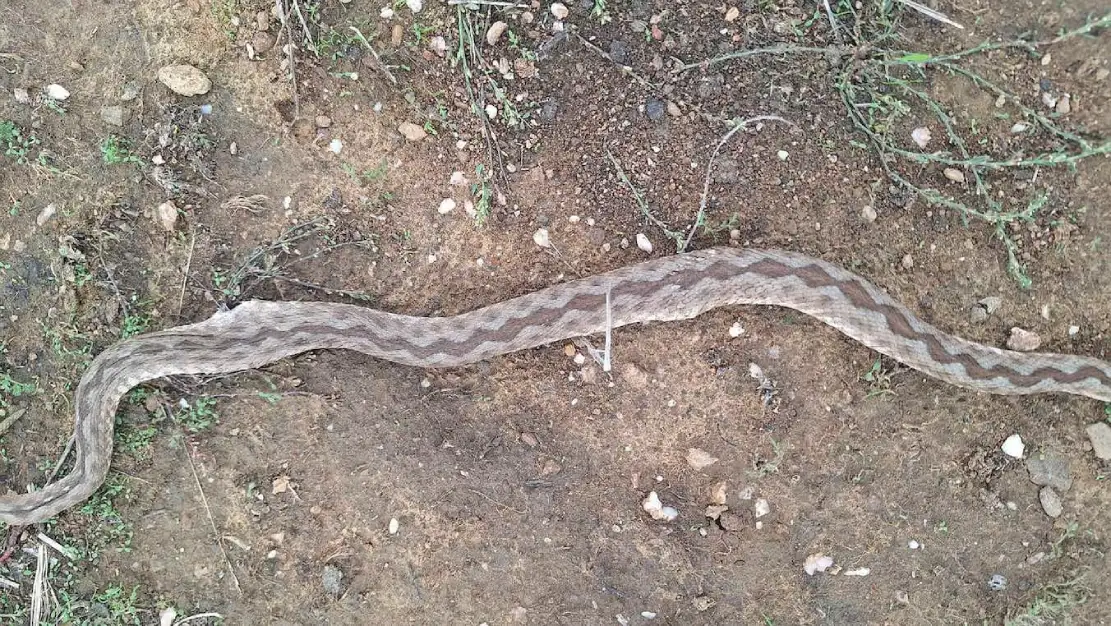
[
  {"x1": 861, "y1": 205, "x2": 877, "y2": 223},
  {"x1": 635, "y1": 233, "x2": 653, "y2": 253},
  {"x1": 486, "y1": 21, "x2": 508, "y2": 45},
  {"x1": 803, "y1": 553, "x2": 833, "y2": 576},
  {"x1": 157, "y1": 64, "x2": 211, "y2": 96},
  {"x1": 1006, "y1": 327, "x2": 1041, "y2": 352},
  {"x1": 1000, "y1": 434, "x2": 1024, "y2": 458},
  {"x1": 315, "y1": 115, "x2": 332, "y2": 128},
  {"x1": 406, "y1": 0, "x2": 423, "y2": 13},
  {"x1": 532, "y1": 228, "x2": 551, "y2": 248},
  {"x1": 156, "y1": 201, "x2": 178, "y2": 232},
  {"x1": 322, "y1": 564, "x2": 344, "y2": 597},
  {"x1": 550, "y1": 2, "x2": 569, "y2": 19},
  {"x1": 437, "y1": 198, "x2": 456, "y2": 214},
  {"x1": 45, "y1": 84, "x2": 70, "y2": 100},
  {"x1": 388, "y1": 518, "x2": 400, "y2": 535},
  {"x1": 753, "y1": 498, "x2": 770, "y2": 518},
  {"x1": 777, "y1": 150, "x2": 789, "y2": 160},
  {"x1": 397, "y1": 122, "x2": 427, "y2": 141},
  {"x1": 724, "y1": 6, "x2": 740, "y2": 21},
  {"x1": 1085, "y1": 422, "x2": 1111, "y2": 460},
  {"x1": 943, "y1": 168, "x2": 966, "y2": 183},
  {"x1": 645, "y1": 99, "x2": 665, "y2": 121},
  {"x1": 1038, "y1": 486, "x2": 1063, "y2": 518},
  {"x1": 911, "y1": 127, "x2": 931, "y2": 148},
  {"x1": 988, "y1": 574, "x2": 1007, "y2": 591}
]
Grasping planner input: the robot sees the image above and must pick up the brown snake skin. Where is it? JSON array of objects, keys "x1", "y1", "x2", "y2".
[{"x1": 3, "y1": 247, "x2": 1110, "y2": 525}]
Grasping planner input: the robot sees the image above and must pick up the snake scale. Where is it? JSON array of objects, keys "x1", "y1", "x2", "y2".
[{"x1": 2, "y1": 248, "x2": 1109, "y2": 525}]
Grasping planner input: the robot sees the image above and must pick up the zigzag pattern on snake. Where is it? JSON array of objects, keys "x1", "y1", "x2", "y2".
[{"x1": 2, "y1": 248, "x2": 1109, "y2": 525}]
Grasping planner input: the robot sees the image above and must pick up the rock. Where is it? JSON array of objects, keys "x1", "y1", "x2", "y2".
[
  {"x1": 532, "y1": 228, "x2": 551, "y2": 248},
  {"x1": 1085, "y1": 422, "x2": 1111, "y2": 460},
  {"x1": 635, "y1": 233, "x2": 653, "y2": 253},
  {"x1": 943, "y1": 167, "x2": 965, "y2": 183},
  {"x1": 1000, "y1": 434, "x2": 1025, "y2": 458},
  {"x1": 486, "y1": 21, "x2": 508, "y2": 45},
  {"x1": 36, "y1": 203, "x2": 57, "y2": 226},
  {"x1": 156, "y1": 201, "x2": 179, "y2": 232},
  {"x1": 13, "y1": 88, "x2": 30, "y2": 104},
  {"x1": 100, "y1": 105, "x2": 126, "y2": 126},
  {"x1": 724, "y1": 6, "x2": 740, "y2": 21},
  {"x1": 251, "y1": 32, "x2": 276, "y2": 54},
  {"x1": 437, "y1": 198, "x2": 456, "y2": 214},
  {"x1": 550, "y1": 2, "x2": 569, "y2": 19},
  {"x1": 645, "y1": 99, "x2": 665, "y2": 121},
  {"x1": 1006, "y1": 327, "x2": 1041, "y2": 352},
  {"x1": 321, "y1": 564, "x2": 344, "y2": 597},
  {"x1": 45, "y1": 84, "x2": 70, "y2": 100},
  {"x1": 666, "y1": 101, "x2": 681, "y2": 117},
  {"x1": 121, "y1": 82, "x2": 141, "y2": 101},
  {"x1": 397, "y1": 122, "x2": 427, "y2": 141},
  {"x1": 405, "y1": 0, "x2": 422, "y2": 12},
  {"x1": 861, "y1": 205, "x2": 877, "y2": 223},
  {"x1": 1026, "y1": 452, "x2": 1072, "y2": 492},
  {"x1": 911, "y1": 127, "x2": 931, "y2": 148},
  {"x1": 157, "y1": 64, "x2": 211, "y2": 96},
  {"x1": 1038, "y1": 486, "x2": 1063, "y2": 518},
  {"x1": 315, "y1": 115, "x2": 332, "y2": 128}
]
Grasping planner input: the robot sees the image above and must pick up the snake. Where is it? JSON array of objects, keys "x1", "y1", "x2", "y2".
[{"x1": 2, "y1": 247, "x2": 1110, "y2": 525}]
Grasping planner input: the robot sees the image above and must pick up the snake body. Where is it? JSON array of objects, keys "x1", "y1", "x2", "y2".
[{"x1": 3, "y1": 248, "x2": 1110, "y2": 525}]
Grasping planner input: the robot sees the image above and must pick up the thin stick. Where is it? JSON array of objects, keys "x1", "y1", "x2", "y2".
[
  {"x1": 684, "y1": 115, "x2": 790, "y2": 251},
  {"x1": 349, "y1": 26, "x2": 397, "y2": 85},
  {"x1": 287, "y1": 0, "x2": 317, "y2": 55},
  {"x1": 0, "y1": 408, "x2": 25, "y2": 437},
  {"x1": 822, "y1": 0, "x2": 844, "y2": 44},
  {"x1": 894, "y1": 0, "x2": 964, "y2": 29},
  {"x1": 44, "y1": 436, "x2": 75, "y2": 485},
  {"x1": 177, "y1": 228, "x2": 196, "y2": 319},
  {"x1": 174, "y1": 613, "x2": 227, "y2": 626},
  {"x1": 603, "y1": 288, "x2": 612, "y2": 373},
  {"x1": 35, "y1": 533, "x2": 75, "y2": 561},
  {"x1": 185, "y1": 444, "x2": 241, "y2": 594},
  {"x1": 276, "y1": 0, "x2": 301, "y2": 119},
  {"x1": 30, "y1": 542, "x2": 47, "y2": 626}
]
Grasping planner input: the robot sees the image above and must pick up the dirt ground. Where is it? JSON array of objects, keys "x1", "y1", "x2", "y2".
[{"x1": 1, "y1": 0, "x2": 1110, "y2": 623}]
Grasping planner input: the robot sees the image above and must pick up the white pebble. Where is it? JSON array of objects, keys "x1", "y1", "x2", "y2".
[
  {"x1": 844, "y1": 567, "x2": 871, "y2": 577},
  {"x1": 380, "y1": 7, "x2": 394, "y2": 18},
  {"x1": 550, "y1": 2, "x2": 569, "y2": 19},
  {"x1": 1068, "y1": 325, "x2": 1080, "y2": 337},
  {"x1": 450, "y1": 171, "x2": 467, "y2": 185},
  {"x1": 388, "y1": 518, "x2": 400, "y2": 534},
  {"x1": 908, "y1": 540, "x2": 920, "y2": 550},
  {"x1": 642, "y1": 491, "x2": 678, "y2": 521},
  {"x1": 532, "y1": 228, "x2": 551, "y2": 248},
  {"x1": 803, "y1": 553, "x2": 833, "y2": 576},
  {"x1": 405, "y1": 0, "x2": 422, "y2": 13},
  {"x1": 777, "y1": 150, "x2": 789, "y2": 160},
  {"x1": 1001, "y1": 434, "x2": 1025, "y2": 458},
  {"x1": 437, "y1": 198, "x2": 456, "y2": 214},
  {"x1": 635, "y1": 233, "x2": 653, "y2": 253},
  {"x1": 485, "y1": 104, "x2": 498, "y2": 119},
  {"x1": 328, "y1": 138, "x2": 343, "y2": 154},
  {"x1": 45, "y1": 84, "x2": 70, "y2": 100},
  {"x1": 753, "y1": 498, "x2": 770, "y2": 518},
  {"x1": 911, "y1": 127, "x2": 931, "y2": 148},
  {"x1": 728, "y1": 322, "x2": 745, "y2": 338}
]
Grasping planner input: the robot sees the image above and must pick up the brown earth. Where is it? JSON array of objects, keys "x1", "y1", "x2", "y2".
[{"x1": 1, "y1": 0, "x2": 1110, "y2": 624}]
